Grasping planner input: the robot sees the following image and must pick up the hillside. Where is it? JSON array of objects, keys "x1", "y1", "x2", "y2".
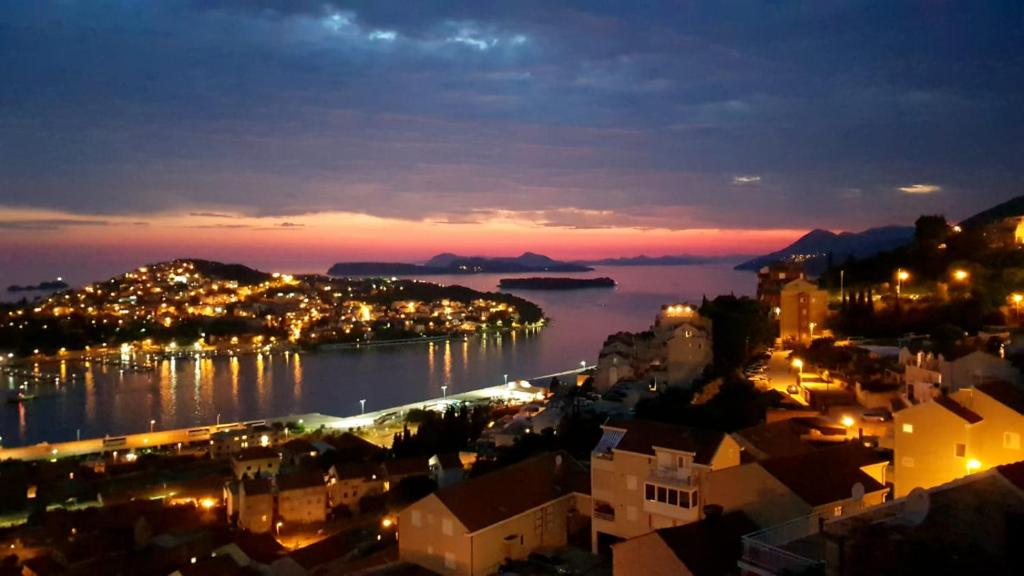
[
  {"x1": 329, "y1": 252, "x2": 592, "y2": 276},
  {"x1": 957, "y1": 194, "x2": 1024, "y2": 229},
  {"x1": 735, "y1": 226, "x2": 915, "y2": 274}
]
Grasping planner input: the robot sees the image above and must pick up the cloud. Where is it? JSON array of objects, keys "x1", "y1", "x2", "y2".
[
  {"x1": 732, "y1": 175, "x2": 762, "y2": 185},
  {"x1": 0, "y1": 218, "x2": 111, "y2": 230},
  {"x1": 276, "y1": 222, "x2": 304, "y2": 228},
  {"x1": 898, "y1": 184, "x2": 942, "y2": 195},
  {"x1": 189, "y1": 212, "x2": 242, "y2": 219}
]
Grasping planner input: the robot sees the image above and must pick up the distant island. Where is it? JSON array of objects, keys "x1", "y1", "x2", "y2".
[
  {"x1": 498, "y1": 277, "x2": 616, "y2": 290},
  {"x1": 578, "y1": 254, "x2": 744, "y2": 266},
  {"x1": 7, "y1": 279, "x2": 69, "y2": 292},
  {"x1": 328, "y1": 252, "x2": 592, "y2": 276}
]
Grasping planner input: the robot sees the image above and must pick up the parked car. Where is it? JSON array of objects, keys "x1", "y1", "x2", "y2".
[{"x1": 862, "y1": 408, "x2": 893, "y2": 422}]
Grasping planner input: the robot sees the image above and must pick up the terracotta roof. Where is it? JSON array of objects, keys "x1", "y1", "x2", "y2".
[
  {"x1": 276, "y1": 470, "x2": 325, "y2": 492},
  {"x1": 648, "y1": 511, "x2": 759, "y2": 576},
  {"x1": 977, "y1": 380, "x2": 1024, "y2": 415},
  {"x1": 758, "y1": 444, "x2": 888, "y2": 507},
  {"x1": 241, "y1": 477, "x2": 273, "y2": 496},
  {"x1": 934, "y1": 395, "x2": 983, "y2": 424},
  {"x1": 431, "y1": 451, "x2": 586, "y2": 533},
  {"x1": 605, "y1": 419, "x2": 726, "y2": 465},
  {"x1": 233, "y1": 446, "x2": 279, "y2": 461}
]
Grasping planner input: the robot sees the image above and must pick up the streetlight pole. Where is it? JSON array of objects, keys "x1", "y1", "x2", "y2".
[
  {"x1": 503, "y1": 373, "x2": 508, "y2": 387},
  {"x1": 441, "y1": 385, "x2": 447, "y2": 399},
  {"x1": 359, "y1": 398, "x2": 366, "y2": 415},
  {"x1": 149, "y1": 419, "x2": 156, "y2": 433},
  {"x1": 216, "y1": 413, "x2": 221, "y2": 426}
]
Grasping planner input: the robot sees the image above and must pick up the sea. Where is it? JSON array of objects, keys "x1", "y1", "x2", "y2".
[{"x1": 0, "y1": 264, "x2": 754, "y2": 446}]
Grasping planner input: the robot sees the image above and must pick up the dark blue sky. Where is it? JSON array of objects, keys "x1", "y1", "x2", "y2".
[{"x1": 2, "y1": 1, "x2": 1023, "y2": 240}]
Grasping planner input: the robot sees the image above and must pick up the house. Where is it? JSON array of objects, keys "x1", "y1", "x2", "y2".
[
  {"x1": 594, "y1": 305, "x2": 713, "y2": 392},
  {"x1": 327, "y1": 461, "x2": 384, "y2": 512},
  {"x1": 757, "y1": 262, "x2": 806, "y2": 311},
  {"x1": 611, "y1": 509, "x2": 758, "y2": 576},
  {"x1": 277, "y1": 470, "x2": 327, "y2": 525},
  {"x1": 231, "y1": 446, "x2": 280, "y2": 480},
  {"x1": 398, "y1": 451, "x2": 591, "y2": 576},
  {"x1": 894, "y1": 380, "x2": 1024, "y2": 496},
  {"x1": 211, "y1": 424, "x2": 283, "y2": 459},
  {"x1": 235, "y1": 477, "x2": 274, "y2": 533},
  {"x1": 779, "y1": 278, "x2": 828, "y2": 342},
  {"x1": 704, "y1": 444, "x2": 889, "y2": 529},
  {"x1": 279, "y1": 438, "x2": 319, "y2": 467},
  {"x1": 899, "y1": 346, "x2": 1020, "y2": 404},
  {"x1": 384, "y1": 456, "x2": 431, "y2": 488},
  {"x1": 739, "y1": 461, "x2": 1024, "y2": 575},
  {"x1": 429, "y1": 453, "x2": 468, "y2": 488},
  {"x1": 590, "y1": 419, "x2": 742, "y2": 553}
]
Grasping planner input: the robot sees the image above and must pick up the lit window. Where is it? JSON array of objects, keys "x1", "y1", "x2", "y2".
[
  {"x1": 902, "y1": 423, "x2": 914, "y2": 434},
  {"x1": 833, "y1": 505, "x2": 843, "y2": 517}
]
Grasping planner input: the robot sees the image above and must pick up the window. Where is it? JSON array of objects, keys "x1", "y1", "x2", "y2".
[
  {"x1": 411, "y1": 510, "x2": 422, "y2": 527},
  {"x1": 901, "y1": 457, "x2": 915, "y2": 468},
  {"x1": 626, "y1": 475, "x2": 637, "y2": 490},
  {"x1": 442, "y1": 518, "x2": 453, "y2": 536},
  {"x1": 667, "y1": 490, "x2": 678, "y2": 506},
  {"x1": 645, "y1": 484, "x2": 655, "y2": 500},
  {"x1": 657, "y1": 486, "x2": 668, "y2": 503},
  {"x1": 833, "y1": 505, "x2": 843, "y2": 517},
  {"x1": 679, "y1": 491, "x2": 693, "y2": 509},
  {"x1": 1005, "y1": 431, "x2": 1022, "y2": 450},
  {"x1": 902, "y1": 423, "x2": 914, "y2": 434},
  {"x1": 955, "y1": 443, "x2": 966, "y2": 458}
]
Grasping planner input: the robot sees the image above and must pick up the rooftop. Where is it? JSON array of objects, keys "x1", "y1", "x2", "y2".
[
  {"x1": 604, "y1": 419, "x2": 726, "y2": 465},
  {"x1": 233, "y1": 446, "x2": 279, "y2": 462},
  {"x1": 758, "y1": 444, "x2": 888, "y2": 507},
  {"x1": 276, "y1": 470, "x2": 325, "y2": 491},
  {"x1": 977, "y1": 380, "x2": 1024, "y2": 415},
  {"x1": 648, "y1": 511, "x2": 758, "y2": 576},
  {"x1": 431, "y1": 451, "x2": 587, "y2": 533},
  {"x1": 934, "y1": 395, "x2": 984, "y2": 424}
]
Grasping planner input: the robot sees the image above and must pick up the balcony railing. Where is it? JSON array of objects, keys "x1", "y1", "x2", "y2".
[{"x1": 739, "y1": 513, "x2": 827, "y2": 575}]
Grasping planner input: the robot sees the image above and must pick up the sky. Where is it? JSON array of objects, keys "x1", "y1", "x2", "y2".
[{"x1": 2, "y1": 1, "x2": 1023, "y2": 283}]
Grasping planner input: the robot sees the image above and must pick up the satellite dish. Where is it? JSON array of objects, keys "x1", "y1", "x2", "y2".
[
  {"x1": 904, "y1": 487, "x2": 930, "y2": 525},
  {"x1": 851, "y1": 482, "x2": 865, "y2": 501}
]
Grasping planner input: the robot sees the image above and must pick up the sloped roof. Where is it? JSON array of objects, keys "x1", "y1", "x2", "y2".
[
  {"x1": 384, "y1": 457, "x2": 430, "y2": 478},
  {"x1": 333, "y1": 461, "x2": 383, "y2": 481},
  {"x1": 934, "y1": 395, "x2": 983, "y2": 424},
  {"x1": 605, "y1": 419, "x2": 726, "y2": 465},
  {"x1": 758, "y1": 444, "x2": 887, "y2": 507},
  {"x1": 233, "y1": 446, "x2": 279, "y2": 461},
  {"x1": 276, "y1": 470, "x2": 324, "y2": 492},
  {"x1": 652, "y1": 511, "x2": 759, "y2": 576},
  {"x1": 431, "y1": 451, "x2": 587, "y2": 533},
  {"x1": 996, "y1": 460, "x2": 1024, "y2": 492},
  {"x1": 977, "y1": 380, "x2": 1024, "y2": 415}
]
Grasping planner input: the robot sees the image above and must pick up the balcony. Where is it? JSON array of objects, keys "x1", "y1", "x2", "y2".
[
  {"x1": 649, "y1": 466, "x2": 693, "y2": 486},
  {"x1": 738, "y1": 513, "x2": 826, "y2": 575},
  {"x1": 593, "y1": 501, "x2": 615, "y2": 522}
]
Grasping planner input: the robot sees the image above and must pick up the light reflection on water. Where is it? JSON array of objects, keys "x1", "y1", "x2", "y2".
[{"x1": 0, "y1": 264, "x2": 754, "y2": 446}]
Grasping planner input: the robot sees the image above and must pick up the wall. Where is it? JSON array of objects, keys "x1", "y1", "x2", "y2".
[
  {"x1": 893, "y1": 403, "x2": 969, "y2": 497},
  {"x1": 279, "y1": 485, "x2": 327, "y2": 524},
  {"x1": 399, "y1": 495, "x2": 472, "y2": 575}
]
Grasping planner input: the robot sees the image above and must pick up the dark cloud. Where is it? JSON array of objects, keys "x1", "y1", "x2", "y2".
[
  {"x1": 0, "y1": 219, "x2": 112, "y2": 231},
  {"x1": 1, "y1": 1, "x2": 1022, "y2": 230}
]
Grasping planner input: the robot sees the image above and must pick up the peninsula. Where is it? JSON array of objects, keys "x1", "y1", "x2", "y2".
[{"x1": 328, "y1": 252, "x2": 592, "y2": 276}]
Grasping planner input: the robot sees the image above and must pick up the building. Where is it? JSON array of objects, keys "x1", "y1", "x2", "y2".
[
  {"x1": 756, "y1": 262, "x2": 806, "y2": 311},
  {"x1": 398, "y1": 451, "x2": 590, "y2": 576},
  {"x1": 429, "y1": 453, "x2": 470, "y2": 488},
  {"x1": 326, "y1": 461, "x2": 384, "y2": 512},
  {"x1": 739, "y1": 462, "x2": 1024, "y2": 575},
  {"x1": 590, "y1": 419, "x2": 742, "y2": 553},
  {"x1": 779, "y1": 278, "x2": 828, "y2": 342},
  {"x1": 899, "y1": 346, "x2": 1021, "y2": 404},
  {"x1": 276, "y1": 470, "x2": 327, "y2": 525},
  {"x1": 893, "y1": 380, "x2": 1024, "y2": 496},
  {"x1": 704, "y1": 444, "x2": 889, "y2": 530},
  {"x1": 231, "y1": 446, "x2": 280, "y2": 480},
  {"x1": 594, "y1": 305, "x2": 713, "y2": 392},
  {"x1": 210, "y1": 424, "x2": 282, "y2": 459},
  {"x1": 611, "y1": 509, "x2": 757, "y2": 576},
  {"x1": 235, "y1": 478, "x2": 274, "y2": 533}
]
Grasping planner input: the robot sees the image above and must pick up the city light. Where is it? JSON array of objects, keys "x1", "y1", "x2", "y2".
[
  {"x1": 791, "y1": 358, "x2": 804, "y2": 371},
  {"x1": 200, "y1": 497, "x2": 217, "y2": 509},
  {"x1": 841, "y1": 415, "x2": 855, "y2": 428},
  {"x1": 967, "y1": 458, "x2": 982, "y2": 473},
  {"x1": 952, "y1": 269, "x2": 969, "y2": 282}
]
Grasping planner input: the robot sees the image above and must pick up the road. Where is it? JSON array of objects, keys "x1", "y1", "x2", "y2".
[
  {"x1": 0, "y1": 366, "x2": 591, "y2": 461},
  {"x1": 762, "y1": 350, "x2": 809, "y2": 406}
]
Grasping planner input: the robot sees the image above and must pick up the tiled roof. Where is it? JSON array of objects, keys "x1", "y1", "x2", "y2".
[
  {"x1": 651, "y1": 511, "x2": 759, "y2": 576},
  {"x1": 934, "y1": 395, "x2": 983, "y2": 424},
  {"x1": 333, "y1": 461, "x2": 383, "y2": 481},
  {"x1": 276, "y1": 470, "x2": 325, "y2": 491},
  {"x1": 431, "y1": 451, "x2": 586, "y2": 533},
  {"x1": 977, "y1": 380, "x2": 1024, "y2": 415},
  {"x1": 758, "y1": 444, "x2": 887, "y2": 507},
  {"x1": 605, "y1": 419, "x2": 726, "y2": 465}
]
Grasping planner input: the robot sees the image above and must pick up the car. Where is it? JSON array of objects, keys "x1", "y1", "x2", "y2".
[
  {"x1": 528, "y1": 552, "x2": 572, "y2": 575},
  {"x1": 787, "y1": 384, "x2": 801, "y2": 395},
  {"x1": 862, "y1": 408, "x2": 892, "y2": 422}
]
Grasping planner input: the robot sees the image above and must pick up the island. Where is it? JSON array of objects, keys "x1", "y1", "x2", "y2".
[
  {"x1": 498, "y1": 277, "x2": 616, "y2": 290},
  {"x1": 0, "y1": 259, "x2": 545, "y2": 357},
  {"x1": 7, "y1": 279, "x2": 69, "y2": 292},
  {"x1": 328, "y1": 251, "x2": 592, "y2": 276}
]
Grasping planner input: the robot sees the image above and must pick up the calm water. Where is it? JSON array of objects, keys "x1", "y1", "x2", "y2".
[{"x1": 0, "y1": 265, "x2": 754, "y2": 446}]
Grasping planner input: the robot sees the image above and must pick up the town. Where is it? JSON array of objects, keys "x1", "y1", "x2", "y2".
[
  {"x1": 0, "y1": 259, "x2": 544, "y2": 362},
  {"x1": 0, "y1": 210, "x2": 1023, "y2": 575}
]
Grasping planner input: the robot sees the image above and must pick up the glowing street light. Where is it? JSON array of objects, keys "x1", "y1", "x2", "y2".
[
  {"x1": 966, "y1": 458, "x2": 982, "y2": 473},
  {"x1": 149, "y1": 419, "x2": 156, "y2": 433},
  {"x1": 359, "y1": 398, "x2": 366, "y2": 415},
  {"x1": 896, "y1": 269, "x2": 910, "y2": 296},
  {"x1": 791, "y1": 358, "x2": 804, "y2": 372},
  {"x1": 1013, "y1": 293, "x2": 1023, "y2": 318},
  {"x1": 441, "y1": 385, "x2": 447, "y2": 399},
  {"x1": 952, "y1": 269, "x2": 969, "y2": 282},
  {"x1": 841, "y1": 415, "x2": 855, "y2": 428}
]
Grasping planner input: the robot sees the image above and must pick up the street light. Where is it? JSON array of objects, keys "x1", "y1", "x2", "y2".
[
  {"x1": 149, "y1": 419, "x2": 156, "y2": 433},
  {"x1": 791, "y1": 358, "x2": 804, "y2": 372},
  {"x1": 896, "y1": 269, "x2": 910, "y2": 296},
  {"x1": 359, "y1": 398, "x2": 366, "y2": 415},
  {"x1": 441, "y1": 385, "x2": 447, "y2": 399},
  {"x1": 579, "y1": 360, "x2": 586, "y2": 370},
  {"x1": 503, "y1": 373, "x2": 508, "y2": 387},
  {"x1": 1013, "y1": 293, "x2": 1023, "y2": 318},
  {"x1": 952, "y1": 269, "x2": 969, "y2": 282}
]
